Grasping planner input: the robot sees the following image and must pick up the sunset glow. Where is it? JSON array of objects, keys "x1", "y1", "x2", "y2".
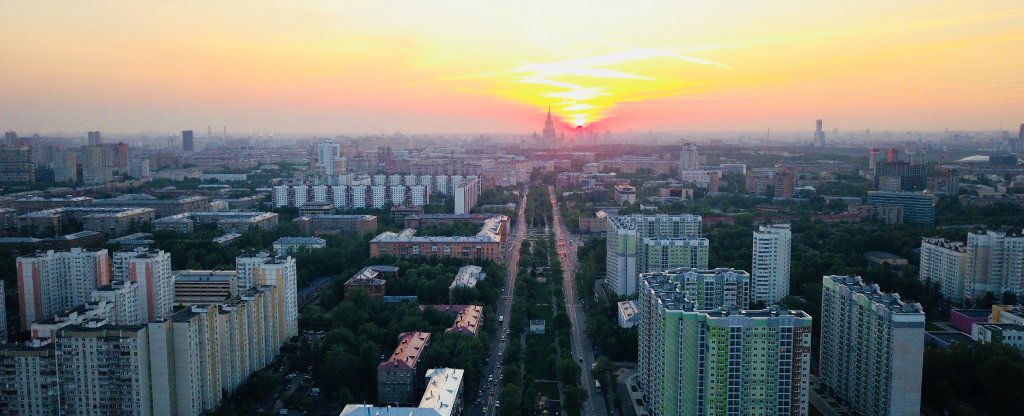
[{"x1": 1, "y1": 1, "x2": 1023, "y2": 133}]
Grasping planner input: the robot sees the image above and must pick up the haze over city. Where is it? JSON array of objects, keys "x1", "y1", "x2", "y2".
[{"x1": 2, "y1": 1, "x2": 1023, "y2": 134}]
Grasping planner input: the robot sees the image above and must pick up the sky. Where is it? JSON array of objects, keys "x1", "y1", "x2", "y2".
[{"x1": 1, "y1": 1, "x2": 1023, "y2": 135}]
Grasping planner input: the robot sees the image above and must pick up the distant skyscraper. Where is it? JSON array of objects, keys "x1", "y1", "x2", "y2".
[
  {"x1": 680, "y1": 142, "x2": 699, "y2": 171},
  {"x1": 87, "y1": 131, "x2": 101, "y2": 146},
  {"x1": 182, "y1": 130, "x2": 195, "y2": 152},
  {"x1": 113, "y1": 142, "x2": 128, "y2": 173},
  {"x1": 815, "y1": 119, "x2": 825, "y2": 147},
  {"x1": 316, "y1": 140, "x2": 341, "y2": 176},
  {"x1": 868, "y1": 147, "x2": 879, "y2": 171},
  {"x1": 3, "y1": 131, "x2": 16, "y2": 145},
  {"x1": 819, "y1": 275, "x2": 924, "y2": 416},
  {"x1": 128, "y1": 158, "x2": 150, "y2": 179},
  {"x1": 752, "y1": 223, "x2": 792, "y2": 304},
  {"x1": 542, "y1": 106, "x2": 557, "y2": 142}
]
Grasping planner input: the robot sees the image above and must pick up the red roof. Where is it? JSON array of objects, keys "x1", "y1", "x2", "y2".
[{"x1": 378, "y1": 331, "x2": 431, "y2": 369}]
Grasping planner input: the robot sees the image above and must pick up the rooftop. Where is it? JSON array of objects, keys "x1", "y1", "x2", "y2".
[
  {"x1": 379, "y1": 332, "x2": 431, "y2": 369},
  {"x1": 825, "y1": 275, "x2": 924, "y2": 315},
  {"x1": 274, "y1": 236, "x2": 326, "y2": 245},
  {"x1": 418, "y1": 368, "x2": 465, "y2": 416}
]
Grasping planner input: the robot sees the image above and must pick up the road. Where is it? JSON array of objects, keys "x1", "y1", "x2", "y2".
[
  {"x1": 471, "y1": 188, "x2": 528, "y2": 416},
  {"x1": 549, "y1": 186, "x2": 608, "y2": 416}
]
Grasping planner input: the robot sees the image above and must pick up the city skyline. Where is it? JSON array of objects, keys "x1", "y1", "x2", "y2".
[{"x1": 2, "y1": 1, "x2": 1023, "y2": 134}]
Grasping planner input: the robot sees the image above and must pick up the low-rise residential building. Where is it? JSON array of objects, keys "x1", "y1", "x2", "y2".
[
  {"x1": 614, "y1": 184, "x2": 637, "y2": 204},
  {"x1": 273, "y1": 236, "x2": 326, "y2": 256},
  {"x1": 83, "y1": 207, "x2": 155, "y2": 237},
  {"x1": 152, "y1": 211, "x2": 279, "y2": 233},
  {"x1": 865, "y1": 251, "x2": 909, "y2": 269},
  {"x1": 344, "y1": 267, "x2": 388, "y2": 300},
  {"x1": 294, "y1": 214, "x2": 377, "y2": 236},
  {"x1": 449, "y1": 265, "x2": 485, "y2": 293},
  {"x1": 91, "y1": 194, "x2": 210, "y2": 216},
  {"x1": 371, "y1": 215, "x2": 508, "y2": 263},
  {"x1": 972, "y1": 323, "x2": 1024, "y2": 352},
  {"x1": 616, "y1": 300, "x2": 639, "y2": 328},
  {"x1": 341, "y1": 368, "x2": 465, "y2": 416},
  {"x1": 424, "y1": 305, "x2": 484, "y2": 335},
  {"x1": 378, "y1": 332, "x2": 432, "y2": 405}
]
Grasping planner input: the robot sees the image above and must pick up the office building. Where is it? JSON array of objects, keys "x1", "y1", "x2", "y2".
[
  {"x1": 173, "y1": 270, "x2": 238, "y2": 305},
  {"x1": 90, "y1": 279, "x2": 143, "y2": 325},
  {"x1": 751, "y1": 223, "x2": 792, "y2": 304},
  {"x1": 371, "y1": 215, "x2": 508, "y2": 263},
  {"x1": 57, "y1": 323, "x2": 153, "y2": 416},
  {"x1": 919, "y1": 237, "x2": 968, "y2": 302},
  {"x1": 16, "y1": 248, "x2": 111, "y2": 327},
  {"x1": 120, "y1": 249, "x2": 174, "y2": 321},
  {"x1": 819, "y1": 275, "x2": 924, "y2": 416},
  {"x1": 0, "y1": 340, "x2": 59, "y2": 415},
  {"x1": 342, "y1": 368, "x2": 465, "y2": 416},
  {"x1": 966, "y1": 228, "x2": 1024, "y2": 299},
  {"x1": 454, "y1": 176, "x2": 480, "y2": 214},
  {"x1": 606, "y1": 214, "x2": 702, "y2": 297},
  {"x1": 0, "y1": 146, "x2": 35, "y2": 183},
  {"x1": 378, "y1": 332, "x2": 432, "y2": 405},
  {"x1": 972, "y1": 323, "x2": 1024, "y2": 352},
  {"x1": 53, "y1": 149, "x2": 77, "y2": 183},
  {"x1": 182, "y1": 130, "x2": 195, "y2": 152},
  {"x1": 866, "y1": 191, "x2": 936, "y2": 226},
  {"x1": 641, "y1": 238, "x2": 709, "y2": 273},
  {"x1": 638, "y1": 274, "x2": 812, "y2": 416}
]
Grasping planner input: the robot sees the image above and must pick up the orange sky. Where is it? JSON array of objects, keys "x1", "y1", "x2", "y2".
[{"x1": 1, "y1": 1, "x2": 1022, "y2": 135}]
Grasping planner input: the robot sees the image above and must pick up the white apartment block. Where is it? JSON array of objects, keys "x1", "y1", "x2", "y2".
[
  {"x1": 16, "y1": 248, "x2": 111, "y2": 327},
  {"x1": 751, "y1": 223, "x2": 792, "y2": 304},
  {"x1": 122, "y1": 249, "x2": 174, "y2": 321},
  {"x1": 919, "y1": 237, "x2": 968, "y2": 302},
  {"x1": 0, "y1": 340, "x2": 59, "y2": 415},
  {"x1": 248, "y1": 257, "x2": 298, "y2": 339},
  {"x1": 966, "y1": 228, "x2": 1024, "y2": 299},
  {"x1": 454, "y1": 176, "x2": 480, "y2": 215},
  {"x1": 606, "y1": 214, "x2": 703, "y2": 297},
  {"x1": 641, "y1": 238, "x2": 709, "y2": 273},
  {"x1": 91, "y1": 279, "x2": 143, "y2": 325},
  {"x1": 316, "y1": 140, "x2": 341, "y2": 176},
  {"x1": 57, "y1": 323, "x2": 153, "y2": 416},
  {"x1": 819, "y1": 275, "x2": 924, "y2": 416}
]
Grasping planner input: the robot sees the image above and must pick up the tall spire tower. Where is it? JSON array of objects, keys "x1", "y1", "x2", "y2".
[{"x1": 542, "y1": 105, "x2": 556, "y2": 141}]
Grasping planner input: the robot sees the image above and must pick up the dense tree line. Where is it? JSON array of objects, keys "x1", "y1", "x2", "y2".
[{"x1": 923, "y1": 343, "x2": 1024, "y2": 414}]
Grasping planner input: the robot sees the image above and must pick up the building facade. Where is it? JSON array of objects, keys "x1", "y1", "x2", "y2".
[
  {"x1": 16, "y1": 248, "x2": 111, "y2": 327},
  {"x1": 866, "y1": 191, "x2": 936, "y2": 226},
  {"x1": 919, "y1": 237, "x2": 968, "y2": 302},
  {"x1": 606, "y1": 214, "x2": 703, "y2": 297},
  {"x1": 638, "y1": 274, "x2": 812, "y2": 416},
  {"x1": 819, "y1": 275, "x2": 924, "y2": 416},
  {"x1": 751, "y1": 223, "x2": 792, "y2": 304},
  {"x1": 966, "y1": 228, "x2": 1024, "y2": 299},
  {"x1": 378, "y1": 332, "x2": 432, "y2": 405}
]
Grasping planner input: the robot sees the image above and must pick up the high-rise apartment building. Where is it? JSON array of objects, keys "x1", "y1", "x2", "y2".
[
  {"x1": 120, "y1": 249, "x2": 174, "y2": 321},
  {"x1": 113, "y1": 142, "x2": 129, "y2": 173},
  {"x1": 606, "y1": 214, "x2": 703, "y2": 297},
  {"x1": 182, "y1": 130, "x2": 195, "y2": 152},
  {"x1": 128, "y1": 158, "x2": 150, "y2": 179},
  {"x1": 235, "y1": 253, "x2": 298, "y2": 338},
  {"x1": 819, "y1": 275, "x2": 924, "y2": 416},
  {"x1": 316, "y1": 140, "x2": 341, "y2": 176},
  {"x1": 680, "y1": 142, "x2": 699, "y2": 171},
  {"x1": 57, "y1": 322, "x2": 153, "y2": 416},
  {"x1": 751, "y1": 223, "x2": 792, "y2": 304},
  {"x1": 638, "y1": 274, "x2": 812, "y2": 416},
  {"x1": 90, "y1": 279, "x2": 143, "y2": 325},
  {"x1": 52, "y1": 149, "x2": 77, "y2": 183},
  {"x1": 641, "y1": 238, "x2": 709, "y2": 273},
  {"x1": 87, "y1": 131, "x2": 102, "y2": 146},
  {"x1": 16, "y1": 248, "x2": 111, "y2": 327},
  {"x1": 639, "y1": 267, "x2": 750, "y2": 309},
  {"x1": 0, "y1": 146, "x2": 36, "y2": 183},
  {"x1": 966, "y1": 228, "x2": 1024, "y2": 299},
  {"x1": 0, "y1": 340, "x2": 59, "y2": 415},
  {"x1": 81, "y1": 145, "x2": 112, "y2": 185},
  {"x1": 919, "y1": 237, "x2": 968, "y2": 302},
  {"x1": 453, "y1": 176, "x2": 480, "y2": 215}
]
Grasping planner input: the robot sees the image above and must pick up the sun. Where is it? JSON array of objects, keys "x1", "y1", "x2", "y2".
[{"x1": 573, "y1": 114, "x2": 586, "y2": 127}]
